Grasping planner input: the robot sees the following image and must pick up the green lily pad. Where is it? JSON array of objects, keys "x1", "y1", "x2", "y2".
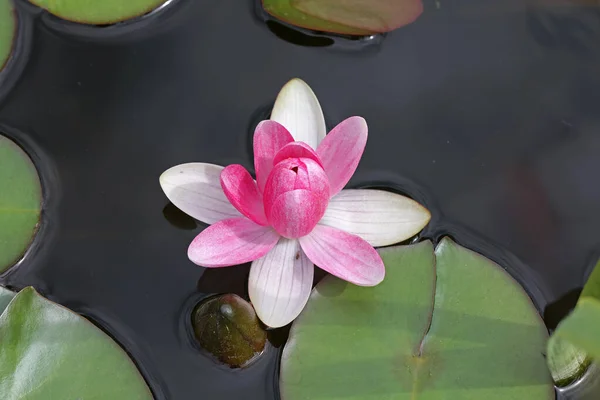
[
  {"x1": 262, "y1": 0, "x2": 374, "y2": 36},
  {"x1": 0, "y1": 135, "x2": 42, "y2": 273},
  {"x1": 581, "y1": 259, "x2": 600, "y2": 300},
  {"x1": 0, "y1": 287, "x2": 153, "y2": 399},
  {"x1": 0, "y1": 286, "x2": 15, "y2": 315},
  {"x1": 28, "y1": 0, "x2": 168, "y2": 25},
  {"x1": 546, "y1": 334, "x2": 590, "y2": 387},
  {"x1": 192, "y1": 294, "x2": 267, "y2": 368},
  {"x1": 547, "y1": 258, "x2": 600, "y2": 386},
  {"x1": 0, "y1": 0, "x2": 16, "y2": 71},
  {"x1": 281, "y1": 238, "x2": 553, "y2": 399},
  {"x1": 292, "y1": 0, "x2": 423, "y2": 33},
  {"x1": 553, "y1": 297, "x2": 600, "y2": 364}
]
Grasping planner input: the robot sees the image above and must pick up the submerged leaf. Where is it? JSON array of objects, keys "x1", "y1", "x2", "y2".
[
  {"x1": 27, "y1": 0, "x2": 168, "y2": 25},
  {"x1": 0, "y1": 287, "x2": 152, "y2": 399},
  {"x1": 0, "y1": 0, "x2": 15, "y2": 71},
  {"x1": 262, "y1": 0, "x2": 374, "y2": 36},
  {"x1": 192, "y1": 294, "x2": 267, "y2": 368},
  {"x1": 553, "y1": 297, "x2": 600, "y2": 362},
  {"x1": 281, "y1": 239, "x2": 553, "y2": 399},
  {"x1": 0, "y1": 135, "x2": 42, "y2": 273},
  {"x1": 292, "y1": 0, "x2": 423, "y2": 33}
]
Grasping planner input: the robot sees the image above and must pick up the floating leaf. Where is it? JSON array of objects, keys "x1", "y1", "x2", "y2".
[
  {"x1": 581, "y1": 259, "x2": 600, "y2": 300},
  {"x1": 553, "y1": 297, "x2": 600, "y2": 362},
  {"x1": 27, "y1": 0, "x2": 168, "y2": 25},
  {"x1": 292, "y1": 0, "x2": 423, "y2": 33},
  {"x1": 0, "y1": 287, "x2": 153, "y2": 399},
  {"x1": 262, "y1": 0, "x2": 374, "y2": 36},
  {"x1": 547, "y1": 335, "x2": 590, "y2": 387},
  {"x1": 281, "y1": 239, "x2": 553, "y2": 399},
  {"x1": 546, "y1": 258, "x2": 600, "y2": 385},
  {"x1": 0, "y1": 286, "x2": 15, "y2": 315},
  {"x1": 0, "y1": 0, "x2": 15, "y2": 71},
  {"x1": 192, "y1": 294, "x2": 267, "y2": 368},
  {"x1": 0, "y1": 135, "x2": 42, "y2": 273}
]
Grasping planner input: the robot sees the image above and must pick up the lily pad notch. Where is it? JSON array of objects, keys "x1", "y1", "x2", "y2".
[
  {"x1": 0, "y1": 134, "x2": 42, "y2": 273},
  {"x1": 27, "y1": 0, "x2": 171, "y2": 25},
  {"x1": 281, "y1": 238, "x2": 554, "y2": 399}
]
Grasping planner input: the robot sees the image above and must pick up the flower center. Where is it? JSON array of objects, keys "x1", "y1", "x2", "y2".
[{"x1": 263, "y1": 157, "x2": 330, "y2": 239}]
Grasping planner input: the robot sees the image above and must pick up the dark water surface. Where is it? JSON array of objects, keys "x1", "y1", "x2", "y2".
[{"x1": 1, "y1": 0, "x2": 600, "y2": 399}]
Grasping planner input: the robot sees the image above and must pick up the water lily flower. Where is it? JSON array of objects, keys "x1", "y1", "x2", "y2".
[{"x1": 160, "y1": 79, "x2": 431, "y2": 328}]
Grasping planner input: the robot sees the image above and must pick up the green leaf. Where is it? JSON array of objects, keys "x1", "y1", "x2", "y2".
[
  {"x1": 553, "y1": 297, "x2": 600, "y2": 362},
  {"x1": 281, "y1": 238, "x2": 553, "y2": 399},
  {"x1": 0, "y1": 0, "x2": 16, "y2": 71},
  {"x1": 192, "y1": 294, "x2": 267, "y2": 368},
  {"x1": 0, "y1": 286, "x2": 15, "y2": 316},
  {"x1": 546, "y1": 334, "x2": 590, "y2": 387},
  {"x1": 0, "y1": 287, "x2": 153, "y2": 399},
  {"x1": 27, "y1": 0, "x2": 168, "y2": 25},
  {"x1": 545, "y1": 258, "x2": 600, "y2": 386},
  {"x1": 262, "y1": 0, "x2": 374, "y2": 36},
  {"x1": 0, "y1": 135, "x2": 42, "y2": 273},
  {"x1": 292, "y1": 0, "x2": 423, "y2": 33},
  {"x1": 581, "y1": 259, "x2": 600, "y2": 300}
]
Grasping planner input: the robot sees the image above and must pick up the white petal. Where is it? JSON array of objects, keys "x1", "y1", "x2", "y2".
[
  {"x1": 159, "y1": 163, "x2": 241, "y2": 225},
  {"x1": 270, "y1": 78, "x2": 326, "y2": 149},
  {"x1": 249, "y1": 238, "x2": 314, "y2": 328},
  {"x1": 319, "y1": 189, "x2": 431, "y2": 247}
]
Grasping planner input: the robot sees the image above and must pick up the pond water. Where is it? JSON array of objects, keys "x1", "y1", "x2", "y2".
[{"x1": 1, "y1": 0, "x2": 600, "y2": 399}]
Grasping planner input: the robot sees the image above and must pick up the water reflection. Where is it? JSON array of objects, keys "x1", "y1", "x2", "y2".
[{"x1": 254, "y1": 0, "x2": 384, "y2": 49}]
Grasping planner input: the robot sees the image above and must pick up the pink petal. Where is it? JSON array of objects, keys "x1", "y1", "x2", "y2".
[
  {"x1": 253, "y1": 120, "x2": 294, "y2": 193},
  {"x1": 268, "y1": 190, "x2": 328, "y2": 239},
  {"x1": 273, "y1": 142, "x2": 323, "y2": 167},
  {"x1": 248, "y1": 238, "x2": 313, "y2": 328},
  {"x1": 263, "y1": 157, "x2": 330, "y2": 219},
  {"x1": 317, "y1": 116, "x2": 368, "y2": 197},
  {"x1": 220, "y1": 165, "x2": 268, "y2": 226},
  {"x1": 299, "y1": 224, "x2": 384, "y2": 286},
  {"x1": 188, "y1": 218, "x2": 280, "y2": 267}
]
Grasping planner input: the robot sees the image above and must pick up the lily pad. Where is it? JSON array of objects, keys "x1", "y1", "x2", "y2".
[
  {"x1": 281, "y1": 238, "x2": 553, "y2": 399},
  {"x1": 581, "y1": 259, "x2": 600, "y2": 300},
  {"x1": 27, "y1": 0, "x2": 168, "y2": 25},
  {"x1": 553, "y1": 297, "x2": 600, "y2": 363},
  {"x1": 0, "y1": 0, "x2": 16, "y2": 71},
  {"x1": 0, "y1": 287, "x2": 153, "y2": 399},
  {"x1": 262, "y1": 0, "x2": 374, "y2": 36},
  {"x1": 0, "y1": 135, "x2": 42, "y2": 273},
  {"x1": 0, "y1": 286, "x2": 15, "y2": 315},
  {"x1": 292, "y1": 0, "x2": 423, "y2": 33},
  {"x1": 547, "y1": 334, "x2": 590, "y2": 387},
  {"x1": 192, "y1": 294, "x2": 267, "y2": 368},
  {"x1": 547, "y1": 258, "x2": 600, "y2": 385}
]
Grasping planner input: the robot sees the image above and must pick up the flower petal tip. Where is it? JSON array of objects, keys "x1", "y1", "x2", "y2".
[
  {"x1": 249, "y1": 239, "x2": 314, "y2": 328},
  {"x1": 159, "y1": 163, "x2": 242, "y2": 225},
  {"x1": 271, "y1": 78, "x2": 326, "y2": 148}
]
